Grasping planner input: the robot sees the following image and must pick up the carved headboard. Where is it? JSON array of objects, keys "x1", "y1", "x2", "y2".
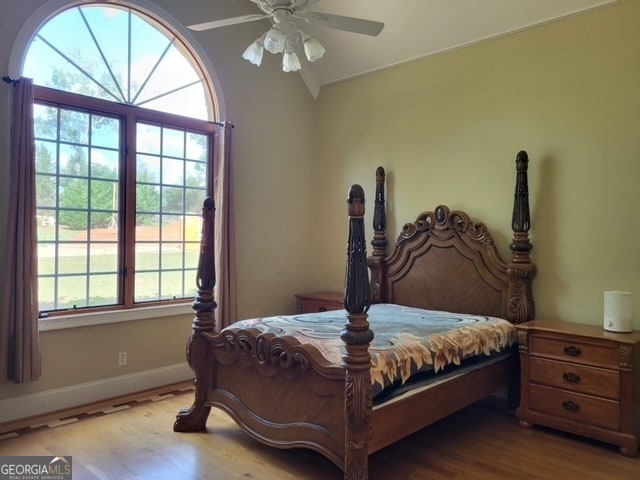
[{"x1": 367, "y1": 151, "x2": 536, "y2": 324}]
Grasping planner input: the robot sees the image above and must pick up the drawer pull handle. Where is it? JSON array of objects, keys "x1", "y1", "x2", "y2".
[
  {"x1": 562, "y1": 400, "x2": 580, "y2": 412},
  {"x1": 563, "y1": 372, "x2": 581, "y2": 383},
  {"x1": 564, "y1": 346, "x2": 582, "y2": 357}
]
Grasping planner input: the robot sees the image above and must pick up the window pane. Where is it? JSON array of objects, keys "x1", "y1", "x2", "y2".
[
  {"x1": 60, "y1": 144, "x2": 88, "y2": 177},
  {"x1": 38, "y1": 277, "x2": 56, "y2": 312},
  {"x1": 136, "y1": 184, "x2": 160, "y2": 214},
  {"x1": 161, "y1": 243, "x2": 183, "y2": 269},
  {"x1": 80, "y1": 6, "x2": 128, "y2": 101},
  {"x1": 160, "y1": 270, "x2": 183, "y2": 300},
  {"x1": 185, "y1": 216, "x2": 201, "y2": 241},
  {"x1": 58, "y1": 243, "x2": 87, "y2": 274},
  {"x1": 90, "y1": 243, "x2": 119, "y2": 273},
  {"x1": 185, "y1": 189, "x2": 205, "y2": 214},
  {"x1": 38, "y1": 243, "x2": 55, "y2": 274},
  {"x1": 59, "y1": 109, "x2": 89, "y2": 144},
  {"x1": 58, "y1": 275, "x2": 88, "y2": 309},
  {"x1": 161, "y1": 214, "x2": 182, "y2": 241},
  {"x1": 36, "y1": 174, "x2": 57, "y2": 207},
  {"x1": 135, "y1": 271, "x2": 159, "y2": 302},
  {"x1": 186, "y1": 132, "x2": 206, "y2": 161},
  {"x1": 89, "y1": 274, "x2": 119, "y2": 307},
  {"x1": 137, "y1": 123, "x2": 161, "y2": 155},
  {"x1": 34, "y1": 104, "x2": 59, "y2": 140},
  {"x1": 162, "y1": 158, "x2": 184, "y2": 185},
  {"x1": 185, "y1": 161, "x2": 206, "y2": 188},
  {"x1": 136, "y1": 222, "x2": 160, "y2": 242},
  {"x1": 36, "y1": 140, "x2": 57, "y2": 173},
  {"x1": 162, "y1": 187, "x2": 183, "y2": 213},
  {"x1": 137, "y1": 154, "x2": 161, "y2": 183},
  {"x1": 162, "y1": 127, "x2": 185, "y2": 158},
  {"x1": 90, "y1": 180, "x2": 118, "y2": 213},
  {"x1": 183, "y1": 269, "x2": 197, "y2": 298},
  {"x1": 60, "y1": 181, "x2": 89, "y2": 215},
  {"x1": 135, "y1": 243, "x2": 160, "y2": 271},
  {"x1": 91, "y1": 148, "x2": 119, "y2": 179},
  {"x1": 91, "y1": 115, "x2": 120, "y2": 149}
]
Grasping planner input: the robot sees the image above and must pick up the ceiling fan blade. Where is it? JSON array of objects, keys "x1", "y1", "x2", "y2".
[
  {"x1": 302, "y1": 12, "x2": 384, "y2": 36},
  {"x1": 188, "y1": 13, "x2": 270, "y2": 32}
]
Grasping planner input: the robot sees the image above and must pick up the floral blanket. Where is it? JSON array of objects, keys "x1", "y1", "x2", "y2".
[{"x1": 227, "y1": 303, "x2": 517, "y2": 397}]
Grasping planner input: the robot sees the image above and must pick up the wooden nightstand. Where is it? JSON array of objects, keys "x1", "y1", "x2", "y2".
[
  {"x1": 294, "y1": 291, "x2": 343, "y2": 314},
  {"x1": 516, "y1": 319, "x2": 640, "y2": 456}
]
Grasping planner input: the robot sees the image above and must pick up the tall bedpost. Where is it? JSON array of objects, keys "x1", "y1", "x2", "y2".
[
  {"x1": 174, "y1": 197, "x2": 217, "y2": 432},
  {"x1": 342, "y1": 185, "x2": 373, "y2": 480},
  {"x1": 507, "y1": 151, "x2": 537, "y2": 322},
  {"x1": 367, "y1": 167, "x2": 387, "y2": 303}
]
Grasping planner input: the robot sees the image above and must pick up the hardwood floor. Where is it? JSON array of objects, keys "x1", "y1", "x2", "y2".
[{"x1": 1, "y1": 386, "x2": 638, "y2": 479}]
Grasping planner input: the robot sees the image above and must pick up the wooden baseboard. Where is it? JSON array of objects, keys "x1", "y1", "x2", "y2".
[
  {"x1": 0, "y1": 362, "x2": 193, "y2": 426},
  {"x1": 0, "y1": 380, "x2": 194, "y2": 437}
]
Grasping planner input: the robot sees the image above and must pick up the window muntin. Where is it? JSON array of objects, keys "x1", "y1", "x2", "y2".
[
  {"x1": 25, "y1": 2, "x2": 217, "y2": 316},
  {"x1": 23, "y1": 3, "x2": 211, "y2": 120}
]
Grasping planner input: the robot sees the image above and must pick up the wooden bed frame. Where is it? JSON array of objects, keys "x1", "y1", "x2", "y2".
[{"x1": 175, "y1": 151, "x2": 536, "y2": 479}]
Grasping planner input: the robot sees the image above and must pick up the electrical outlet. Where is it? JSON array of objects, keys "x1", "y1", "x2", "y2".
[{"x1": 118, "y1": 352, "x2": 127, "y2": 366}]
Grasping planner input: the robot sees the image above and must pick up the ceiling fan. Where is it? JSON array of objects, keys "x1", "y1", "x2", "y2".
[{"x1": 187, "y1": 0, "x2": 384, "y2": 72}]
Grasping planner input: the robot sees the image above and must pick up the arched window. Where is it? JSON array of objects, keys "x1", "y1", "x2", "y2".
[
  {"x1": 21, "y1": 2, "x2": 220, "y2": 316},
  {"x1": 23, "y1": 3, "x2": 214, "y2": 120}
]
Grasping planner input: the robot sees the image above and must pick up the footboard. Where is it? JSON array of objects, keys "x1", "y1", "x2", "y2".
[
  {"x1": 205, "y1": 329, "x2": 347, "y2": 466},
  {"x1": 174, "y1": 194, "x2": 371, "y2": 473}
]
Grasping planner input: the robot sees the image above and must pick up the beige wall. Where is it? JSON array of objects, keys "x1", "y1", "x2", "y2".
[
  {"x1": 314, "y1": 1, "x2": 640, "y2": 328},
  {"x1": 1, "y1": 0, "x2": 638, "y2": 412}
]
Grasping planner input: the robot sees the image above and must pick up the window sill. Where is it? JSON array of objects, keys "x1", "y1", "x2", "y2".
[{"x1": 39, "y1": 303, "x2": 194, "y2": 331}]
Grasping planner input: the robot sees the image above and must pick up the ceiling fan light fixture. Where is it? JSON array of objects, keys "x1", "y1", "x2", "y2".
[
  {"x1": 263, "y1": 26, "x2": 285, "y2": 54},
  {"x1": 303, "y1": 36, "x2": 325, "y2": 62},
  {"x1": 242, "y1": 35, "x2": 265, "y2": 66},
  {"x1": 188, "y1": 1, "x2": 385, "y2": 74},
  {"x1": 282, "y1": 48, "x2": 301, "y2": 72}
]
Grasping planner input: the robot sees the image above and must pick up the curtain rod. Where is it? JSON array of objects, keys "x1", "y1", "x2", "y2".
[
  {"x1": 2, "y1": 76, "x2": 19, "y2": 86},
  {"x1": 3, "y1": 75, "x2": 233, "y2": 128}
]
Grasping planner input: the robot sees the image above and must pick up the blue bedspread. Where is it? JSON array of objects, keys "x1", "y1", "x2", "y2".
[{"x1": 227, "y1": 304, "x2": 517, "y2": 397}]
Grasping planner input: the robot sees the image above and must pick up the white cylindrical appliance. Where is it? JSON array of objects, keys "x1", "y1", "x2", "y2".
[{"x1": 603, "y1": 291, "x2": 633, "y2": 333}]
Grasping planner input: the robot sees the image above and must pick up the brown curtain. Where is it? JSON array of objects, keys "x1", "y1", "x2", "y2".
[
  {"x1": 0, "y1": 77, "x2": 41, "y2": 383},
  {"x1": 212, "y1": 121, "x2": 237, "y2": 329}
]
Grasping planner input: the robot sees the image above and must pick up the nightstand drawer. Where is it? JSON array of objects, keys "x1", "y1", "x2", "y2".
[
  {"x1": 299, "y1": 299, "x2": 342, "y2": 313},
  {"x1": 529, "y1": 357, "x2": 620, "y2": 399},
  {"x1": 530, "y1": 384, "x2": 620, "y2": 431},
  {"x1": 529, "y1": 336, "x2": 619, "y2": 369},
  {"x1": 295, "y1": 292, "x2": 343, "y2": 314}
]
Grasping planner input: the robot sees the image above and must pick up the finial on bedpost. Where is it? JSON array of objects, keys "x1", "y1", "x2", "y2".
[
  {"x1": 367, "y1": 167, "x2": 387, "y2": 304},
  {"x1": 342, "y1": 184, "x2": 373, "y2": 480},
  {"x1": 507, "y1": 152, "x2": 537, "y2": 322},
  {"x1": 371, "y1": 167, "x2": 387, "y2": 256},
  {"x1": 193, "y1": 197, "x2": 217, "y2": 332},
  {"x1": 510, "y1": 151, "x2": 532, "y2": 263}
]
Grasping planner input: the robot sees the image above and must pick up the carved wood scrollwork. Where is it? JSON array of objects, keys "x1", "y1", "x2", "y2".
[
  {"x1": 507, "y1": 264, "x2": 537, "y2": 323},
  {"x1": 214, "y1": 329, "x2": 311, "y2": 373},
  {"x1": 398, "y1": 205, "x2": 494, "y2": 247}
]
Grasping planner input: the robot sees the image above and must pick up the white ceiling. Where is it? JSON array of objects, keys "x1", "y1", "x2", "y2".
[{"x1": 197, "y1": 0, "x2": 619, "y2": 98}]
